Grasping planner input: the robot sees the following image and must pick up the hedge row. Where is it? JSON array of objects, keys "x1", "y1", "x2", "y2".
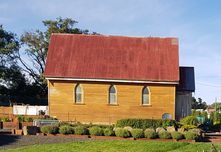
[
  {"x1": 116, "y1": 119, "x2": 178, "y2": 129},
  {"x1": 40, "y1": 125, "x2": 200, "y2": 140}
]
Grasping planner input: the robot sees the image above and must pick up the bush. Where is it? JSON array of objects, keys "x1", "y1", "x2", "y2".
[
  {"x1": 58, "y1": 122, "x2": 72, "y2": 127},
  {"x1": 130, "y1": 129, "x2": 144, "y2": 138},
  {"x1": 181, "y1": 125, "x2": 197, "y2": 131},
  {"x1": 74, "y1": 126, "x2": 88, "y2": 135},
  {"x1": 156, "y1": 127, "x2": 166, "y2": 133},
  {"x1": 144, "y1": 128, "x2": 157, "y2": 139},
  {"x1": 184, "y1": 131, "x2": 199, "y2": 140},
  {"x1": 115, "y1": 128, "x2": 131, "y2": 138},
  {"x1": 171, "y1": 131, "x2": 184, "y2": 140},
  {"x1": 116, "y1": 119, "x2": 162, "y2": 129},
  {"x1": 180, "y1": 116, "x2": 199, "y2": 126},
  {"x1": 123, "y1": 126, "x2": 133, "y2": 131},
  {"x1": 40, "y1": 125, "x2": 59, "y2": 134},
  {"x1": 103, "y1": 128, "x2": 114, "y2": 136},
  {"x1": 162, "y1": 119, "x2": 178, "y2": 128},
  {"x1": 158, "y1": 131, "x2": 171, "y2": 139},
  {"x1": 89, "y1": 126, "x2": 103, "y2": 136},
  {"x1": 24, "y1": 117, "x2": 33, "y2": 122},
  {"x1": 59, "y1": 125, "x2": 74, "y2": 134},
  {"x1": 1, "y1": 117, "x2": 10, "y2": 122},
  {"x1": 17, "y1": 115, "x2": 24, "y2": 122},
  {"x1": 189, "y1": 128, "x2": 202, "y2": 136}
]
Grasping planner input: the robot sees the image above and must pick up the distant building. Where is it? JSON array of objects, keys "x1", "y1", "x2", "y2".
[{"x1": 44, "y1": 34, "x2": 195, "y2": 124}]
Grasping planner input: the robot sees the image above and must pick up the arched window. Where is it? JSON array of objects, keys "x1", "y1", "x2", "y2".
[
  {"x1": 109, "y1": 85, "x2": 117, "y2": 104},
  {"x1": 142, "y1": 86, "x2": 150, "y2": 105},
  {"x1": 75, "y1": 84, "x2": 83, "y2": 103}
]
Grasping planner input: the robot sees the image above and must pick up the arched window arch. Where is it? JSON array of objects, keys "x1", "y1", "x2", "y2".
[
  {"x1": 142, "y1": 86, "x2": 150, "y2": 105},
  {"x1": 75, "y1": 84, "x2": 83, "y2": 103},
  {"x1": 109, "y1": 85, "x2": 117, "y2": 104}
]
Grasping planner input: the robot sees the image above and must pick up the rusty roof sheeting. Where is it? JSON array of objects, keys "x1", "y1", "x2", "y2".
[{"x1": 44, "y1": 34, "x2": 179, "y2": 82}]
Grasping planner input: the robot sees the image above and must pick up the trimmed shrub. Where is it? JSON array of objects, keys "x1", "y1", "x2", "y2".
[
  {"x1": 116, "y1": 119, "x2": 162, "y2": 129},
  {"x1": 189, "y1": 128, "x2": 202, "y2": 136},
  {"x1": 144, "y1": 128, "x2": 157, "y2": 139},
  {"x1": 104, "y1": 128, "x2": 114, "y2": 136},
  {"x1": 115, "y1": 128, "x2": 130, "y2": 138},
  {"x1": 180, "y1": 116, "x2": 199, "y2": 126},
  {"x1": 158, "y1": 131, "x2": 171, "y2": 139},
  {"x1": 59, "y1": 125, "x2": 74, "y2": 134},
  {"x1": 171, "y1": 131, "x2": 184, "y2": 140},
  {"x1": 166, "y1": 126, "x2": 176, "y2": 133},
  {"x1": 184, "y1": 131, "x2": 199, "y2": 140},
  {"x1": 156, "y1": 127, "x2": 166, "y2": 133},
  {"x1": 74, "y1": 126, "x2": 88, "y2": 135},
  {"x1": 89, "y1": 126, "x2": 103, "y2": 136},
  {"x1": 40, "y1": 125, "x2": 59, "y2": 134},
  {"x1": 123, "y1": 126, "x2": 133, "y2": 131},
  {"x1": 130, "y1": 129, "x2": 144, "y2": 138}
]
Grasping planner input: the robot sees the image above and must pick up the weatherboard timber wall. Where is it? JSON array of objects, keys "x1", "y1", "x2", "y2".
[{"x1": 48, "y1": 80, "x2": 175, "y2": 124}]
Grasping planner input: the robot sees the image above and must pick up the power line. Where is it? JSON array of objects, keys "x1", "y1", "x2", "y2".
[{"x1": 196, "y1": 81, "x2": 221, "y2": 88}]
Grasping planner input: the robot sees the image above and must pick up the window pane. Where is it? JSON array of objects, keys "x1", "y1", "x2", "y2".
[
  {"x1": 110, "y1": 93, "x2": 116, "y2": 104},
  {"x1": 110, "y1": 86, "x2": 116, "y2": 93},
  {"x1": 75, "y1": 84, "x2": 83, "y2": 103},
  {"x1": 143, "y1": 88, "x2": 148, "y2": 94},
  {"x1": 76, "y1": 93, "x2": 82, "y2": 103},
  {"x1": 143, "y1": 94, "x2": 149, "y2": 104}
]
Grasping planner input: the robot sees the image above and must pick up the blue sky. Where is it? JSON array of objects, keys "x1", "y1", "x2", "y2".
[{"x1": 1, "y1": 0, "x2": 221, "y2": 104}]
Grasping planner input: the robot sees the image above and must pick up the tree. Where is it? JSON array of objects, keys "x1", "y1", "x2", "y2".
[
  {"x1": 19, "y1": 17, "x2": 91, "y2": 97},
  {"x1": 211, "y1": 102, "x2": 221, "y2": 112},
  {"x1": 0, "y1": 25, "x2": 19, "y2": 66},
  {"x1": 192, "y1": 97, "x2": 208, "y2": 110}
]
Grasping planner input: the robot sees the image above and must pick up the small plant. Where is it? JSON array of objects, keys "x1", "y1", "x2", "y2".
[
  {"x1": 40, "y1": 125, "x2": 59, "y2": 134},
  {"x1": 115, "y1": 128, "x2": 130, "y2": 138},
  {"x1": 1, "y1": 117, "x2": 10, "y2": 122},
  {"x1": 89, "y1": 126, "x2": 103, "y2": 136},
  {"x1": 130, "y1": 129, "x2": 144, "y2": 138},
  {"x1": 180, "y1": 116, "x2": 199, "y2": 126},
  {"x1": 144, "y1": 128, "x2": 157, "y2": 139},
  {"x1": 59, "y1": 125, "x2": 74, "y2": 134},
  {"x1": 74, "y1": 126, "x2": 88, "y2": 135},
  {"x1": 181, "y1": 124, "x2": 197, "y2": 131},
  {"x1": 158, "y1": 131, "x2": 171, "y2": 139},
  {"x1": 24, "y1": 117, "x2": 33, "y2": 122},
  {"x1": 184, "y1": 131, "x2": 199, "y2": 140},
  {"x1": 104, "y1": 128, "x2": 114, "y2": 136},
  {"x1": 171, "y1": 131, "x2": 184, "y2": 140},
  {"x1": 17, "y1": 115, "x2": 24, "y2": 122}
]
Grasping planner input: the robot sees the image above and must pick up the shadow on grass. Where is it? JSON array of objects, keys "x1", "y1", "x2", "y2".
[{"x1": 0, "y1": 134, "x2": 20, "y2": 147}]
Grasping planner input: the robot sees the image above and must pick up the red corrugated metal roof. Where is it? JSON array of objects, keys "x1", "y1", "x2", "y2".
[{"x1": 44, "y1": 34, "x2": 179, "y2": 82}]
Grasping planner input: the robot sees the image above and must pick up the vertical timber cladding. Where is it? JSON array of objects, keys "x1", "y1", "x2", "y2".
[{"x1": 48, "y1": 80, "x2": 176, "y2": 124}]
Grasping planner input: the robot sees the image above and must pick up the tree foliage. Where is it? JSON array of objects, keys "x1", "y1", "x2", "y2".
[
  {"x1": 0, "y1": 25, "x2": 19, "y2": 66},
  {"x1": 192, "y1": 97, "x2": 207, "y2": 110},
  {"x1": 19, "y1": 17, "x2": 91, "y2": 97}
]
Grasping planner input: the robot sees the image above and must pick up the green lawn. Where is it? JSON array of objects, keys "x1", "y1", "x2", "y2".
[{"x1": 1, "y1": 140, "x2": 221, "y2": 152}]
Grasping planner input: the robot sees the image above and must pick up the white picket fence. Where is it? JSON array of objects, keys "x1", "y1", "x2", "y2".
[{"x1": 13, "y1": 105, "x2": 48, "y2": 115}]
